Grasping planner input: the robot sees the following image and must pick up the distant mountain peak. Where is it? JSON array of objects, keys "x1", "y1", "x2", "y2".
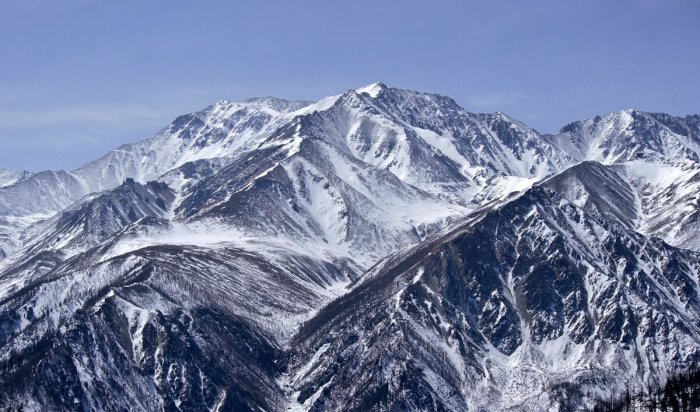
[
  {"x1": 0, "y1": 169, "x2": 32, "y2": 188},
  {"x1": 355, "y1": 81, "x2": 388, "y2": 98}
]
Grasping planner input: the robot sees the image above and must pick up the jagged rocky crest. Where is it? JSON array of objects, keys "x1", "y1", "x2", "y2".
[{"x1": 0, "y1": 83, "x2": 699, "y2": 411}]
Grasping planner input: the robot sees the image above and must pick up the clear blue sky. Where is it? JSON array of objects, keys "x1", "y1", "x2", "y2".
[{"x1": 1, "y1": 0, "x2": 698, "y2": 172}]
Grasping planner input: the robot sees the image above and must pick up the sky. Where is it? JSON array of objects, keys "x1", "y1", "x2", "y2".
[{"x1": 0, "y1": 0, "x2": 698, "y2": 172}]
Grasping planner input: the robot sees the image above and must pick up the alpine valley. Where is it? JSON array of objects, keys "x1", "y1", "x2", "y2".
[{"x1": 1, "y1": 83, "x2": 699, "y2": 411}]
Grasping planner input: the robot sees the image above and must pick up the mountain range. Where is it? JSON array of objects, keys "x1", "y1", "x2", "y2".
[{"x1": 0, "y1": 83, "x2": 699, "y2": 411}]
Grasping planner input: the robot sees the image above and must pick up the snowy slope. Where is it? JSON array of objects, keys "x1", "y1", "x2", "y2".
[
  {"x1": 552, "y1": 109, "x2": 700, "y2": 165},
  {"x1": 613, "y1": 159, "x2": 700, "y2": 250},
  {"x1": 542, "y1": 158, "x2": 700, "y2": 252},
  {"x1": 0, "y1": 169, "x2": 31, "y2": 188}
]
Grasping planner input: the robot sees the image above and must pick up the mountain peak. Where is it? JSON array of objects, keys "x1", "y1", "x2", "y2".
[
  {"x1": 355, "y1": 82, "x2": 388, "y2": 98},
  {"x1": 0, "y1": 169, "x2": 32, "y2": 188}
]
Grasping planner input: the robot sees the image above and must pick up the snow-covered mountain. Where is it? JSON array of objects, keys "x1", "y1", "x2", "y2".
[{"x1": 0, "y1": 83, "x2": 699, "y2": 411}]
